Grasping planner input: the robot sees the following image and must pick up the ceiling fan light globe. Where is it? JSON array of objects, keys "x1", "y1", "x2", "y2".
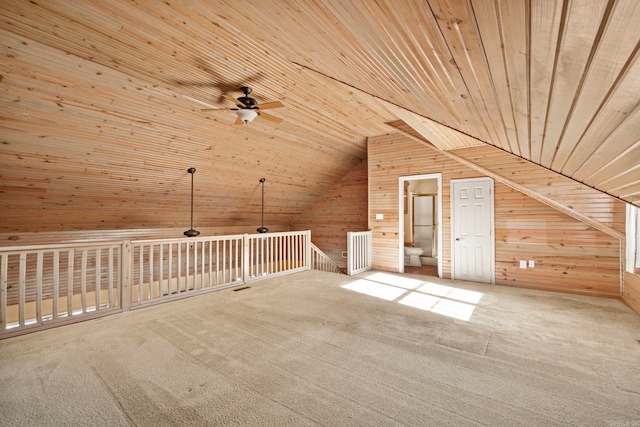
[{"x1": 236, "y1": 109, "x2": 258, "y2": 123}]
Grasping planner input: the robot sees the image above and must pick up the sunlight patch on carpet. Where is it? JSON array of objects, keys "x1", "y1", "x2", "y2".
[
  {"x1": 341, "y1": 274, "x2": 483, "y2": 321},
  {"x1": 362, "y1": 272, "x2": 425, "y2": 289},
  {"x1": 341, "y1": 279, "x2": 407, "y2": 301}
]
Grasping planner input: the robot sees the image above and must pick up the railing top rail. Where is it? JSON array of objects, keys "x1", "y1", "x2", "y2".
[
  {"x1": 131, "y1": 234, "x2": 246, "y2": 245},
  {"x1": 132, "y1": 230, "x2": 310, "y2": 245},
  {"x1": 0, "y1": 240, "x2": 124, "y2": 254},
  {"x1": 0, "y1": 230, "x2": 312, "y2": 253},
  {"x1": 347, "y1": 230, "x2": 372, "y2": 236},
  {"x1": 247, "y1": 230, "x2": 310, "y2": 239}
]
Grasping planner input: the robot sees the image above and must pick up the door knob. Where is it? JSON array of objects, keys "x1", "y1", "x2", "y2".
[{"x1": 455, "y1": 237, "x2": 461, "y2": 241}]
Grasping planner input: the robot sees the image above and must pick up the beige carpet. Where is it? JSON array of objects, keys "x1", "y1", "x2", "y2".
[{"x1": 1, "y1": 270, "x2": 640, "y2": 426}]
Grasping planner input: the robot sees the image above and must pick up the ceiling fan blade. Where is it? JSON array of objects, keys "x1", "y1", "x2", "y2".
[
  {"x1": 223, "y1": 94, "x2": 244, "y2": 106},
  {"x1": 200, "y1": 108, "x2": 228, "y2": 112},
  {"x1": 234, "y1": 116, "x2": 244, "y2": 125},
  {"x1": 257, "y1": 101, "x2": 284, "y2": 110},
  {"x1": 258, "y1": 111, "x2": 283, "y2": 123}
]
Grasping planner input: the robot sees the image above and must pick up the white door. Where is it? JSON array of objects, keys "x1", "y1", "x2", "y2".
[{"x1": 451, "y1": 178, "x2": 494, "y2": 283}]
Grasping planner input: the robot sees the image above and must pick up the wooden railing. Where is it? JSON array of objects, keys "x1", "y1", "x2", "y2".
[
  {"x1": 0, "y1": 230, "x2": 312, "y2": 338},
  {"x1": 347, "y1": 231, "x2": 373, "y2": 275},
  {"x1": 310, "y1": 243, "x2": 342, "y2": 274},
  {"x1": 247, "y1": 232, "x2": 310, "y2": 280},
  {"x1": 0, "y1": 241, "x2": 123, "y2": 337}
]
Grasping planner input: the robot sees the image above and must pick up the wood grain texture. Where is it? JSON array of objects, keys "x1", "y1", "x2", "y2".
[
  {"x1": 369, "y1": 132, "x2": 622, "y2": 297},
  {"x1": 291, "y1": 159, "x2": 369, "y2": 270},
  {"x1": 1, "y1": 0, "x2": 640, "y2": 237},
  {"x1": 623, "y1": 271, "x2": 640, "y2": 315}
]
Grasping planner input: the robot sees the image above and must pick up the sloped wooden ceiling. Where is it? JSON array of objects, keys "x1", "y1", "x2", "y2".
[{"x1": 1, "y1": 0, "x2": 639, "y2": 234}]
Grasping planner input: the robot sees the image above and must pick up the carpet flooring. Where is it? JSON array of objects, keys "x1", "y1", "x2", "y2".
[{"x1": 1, "y1": 270, "x2": 640, "y2": 426}]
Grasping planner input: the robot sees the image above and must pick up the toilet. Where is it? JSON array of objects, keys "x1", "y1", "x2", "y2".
[{"x1": 404, "y1": 246, "x2": 424, "y2": 266}]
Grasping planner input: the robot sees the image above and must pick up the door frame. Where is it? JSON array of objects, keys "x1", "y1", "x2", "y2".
[
  {"x1": 398, "y1": 173, "x2": 442, "y2": 277},
  {"x1": 450, "y1": 177, "x2": 495, "y2": 284}
]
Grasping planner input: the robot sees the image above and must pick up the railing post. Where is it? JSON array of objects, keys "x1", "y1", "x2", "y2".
[
  {"x1": 1, "y1": 254, "x2": 7, "y2": 332},
  {"x1": 347, "y1": 232, "x2": 353, "y2": 276},
  {"x1": 121, "y1": 240, "x2": 132, "y2": 311},
  {"x1": 305, "y1": 230, "x2": 312, "y2": 270},
  {"x1": 242, "y1": 234, "x2": 250, "y2": 283}
]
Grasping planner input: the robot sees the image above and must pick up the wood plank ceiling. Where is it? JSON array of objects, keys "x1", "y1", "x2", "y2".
[{"x1": 1, "y1": 0, "x2": 639, "y2": 234}]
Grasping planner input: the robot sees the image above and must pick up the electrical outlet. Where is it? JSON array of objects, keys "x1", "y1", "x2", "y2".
[
  {"x1": 519, "y1": 260, "x2": 527, "y2": 269},
  {"x1": 375, "y1": 213, "x2": 384, "y2": 220},
  {"x1": 528, "y1": 260, "x2": 535, "y2": 268},
  {"x1": 341, "y1": 251, "x2": 348, "y2": 258}
]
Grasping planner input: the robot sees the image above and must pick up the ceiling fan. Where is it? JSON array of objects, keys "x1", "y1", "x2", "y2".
[{"x1": 201, "y1": 86, "x2": 284, "y2": 125}]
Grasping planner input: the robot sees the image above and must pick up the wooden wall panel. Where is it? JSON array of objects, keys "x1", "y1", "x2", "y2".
[
  {"x1": 368, "y1": 132, "x2": 622, "y2": 297},
  {"x1": 453, "y1": 145, "x2": 627, "y2": 233},
  {"x1": 623, "y1": 272, "x2": 640, "y2": 316},
  {"x1": 0, "y1": 22, "x2": 389, "y2": 235},
  {"x1": 495, "y1": 187, "x2": 621, "y2": 297},
  {"x1": 291, "y1": 159, "x2": 368, "y2": 270}
]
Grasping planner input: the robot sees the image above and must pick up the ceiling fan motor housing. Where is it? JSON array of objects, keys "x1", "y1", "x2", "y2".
[
  {"x1": 238, "y1": 86, "x2": 257, "y2": 108},
  {"x1": 237, "y1": 96, "x2": 257, "y2": 108}
]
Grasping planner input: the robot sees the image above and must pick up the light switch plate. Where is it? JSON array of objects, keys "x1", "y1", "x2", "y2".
[
  {"x1": 375, "y1": 213, "x2": 383, "y2": 220},
  {"x1": 519, "y1": 260, "x2": 527, "y2": 269},
  {"x1": 528, "y1": 260, "x2": 535, "y2": 268}
]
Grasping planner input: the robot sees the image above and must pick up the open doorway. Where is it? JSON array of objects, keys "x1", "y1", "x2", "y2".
[{"x1": 399, "y1": 174, "x2": 442, "y2": 277}]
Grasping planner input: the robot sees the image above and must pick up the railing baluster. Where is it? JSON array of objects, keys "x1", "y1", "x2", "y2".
[
  {"x1": 200, "y1": 241, "x2": 205, "y2": 289},
  {"x1": 67, "y1": 250, "x2": 74, "y2": 317},
  {"x1": 95, "y1": 248, "x2": 101, "y2": 311},
  {"x1": 1, "y1": 254, "x2": 7, "y2": 331},
  {"x1": 18, "y1": 253, "x2": 26, "y2": 326},
  {"x1": 158, "y1": 244, "x2": 164, "y2": 297},
  {"x1": 222, "y1": 240, "x2": 227, "y2": 283},
  {"x1": 274, "y1": 236, "x2": 278, "y2": 273},
  {"x1": 168, "y1": 244, "x2": 174, "y2": 296},
  {"x1": 208, "y1": 241, "x2": 213, "y2": 287},
  {"x1": 251, "y1": 238, "x2": 256, "y2": 277},
  {"x1": 137, "y1": 247, "x2": 144, "y2": 302},
  {"x1": 215, "y1": 240, "x2": 220, "y2": 286},
  {"x1": 80, "y1": 249, "x2": 88, "y2": 313},
  {"x1": 52, "y1": 251, "x2": 59, "y2": 319},
  {"x1": 177, "y1": 243, "x2": 183, "y2": 293},
  {"x1": 149, "y1": 244, "x2": 154, "y2": 299},
  {"x1": 36, "y1": 252, "x2": 43, "y2": 323},
  {"x1": 186, "y1": 242, "x2": 191, "y2": 292},
  {"x1": 195, "y1": 241, "x2": 199, "y2": 289},
  {"x1": 233, "y1": 238, "x2": 238, "y2": 281},
  {"x1": 192, "y1": 242, "x2": 197, "y2": 290},
  {"x1": 270, "y1": 236, "x2": 274, "y2": 273},
  {"x1": 107, "y1": 247, "x2": 114, "y2": 308}
]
